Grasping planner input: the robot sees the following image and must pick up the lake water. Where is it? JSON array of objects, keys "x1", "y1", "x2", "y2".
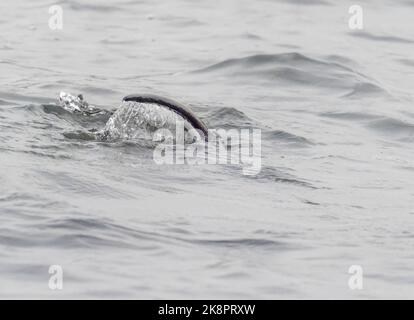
[{"x1": 0, "y1": 0, "x2": 414, "y2": 299}]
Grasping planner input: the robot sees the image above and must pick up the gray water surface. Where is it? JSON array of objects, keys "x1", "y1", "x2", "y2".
[{"x1": 1, "y1": 0, "x2": 414, "y2": 299}]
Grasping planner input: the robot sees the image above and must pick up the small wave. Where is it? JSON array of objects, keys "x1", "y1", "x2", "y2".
[
  {"x1": 398, "y1": 59, "x2": 414, "y2": 68},
  {"x1": 42, "y1": 217, "x2": 168, "y2": 249},
  {"x1": 161, "y1": 16, "x2": 205, "y2": 27},
  {"x1": 205, "y1": 107, "x2": 256, "y2": 128},
  {"x1": 191, "y1": 52, "x2": 380, "y2": 95},
  {"x1": 48, "y1": 217, "x2": 125, "y2": 232},
  {"x1": 194, "y1": 52, "x2": 346, "y2": 73},
  {"x1": 241, "y1": 33, "x2": 263, "y2": 41},
  {"x1": 246, "y1": 165, "x2": 317, "y2": 189},
  {"x1": 193, "y1": 238, "x2": 290, "y2": 249},
  {"x1": 42, "y1": 103, "x2": 113, "y2": 128},
  {"x1": 16, "y1": 149, "x2": 72, "y2": 160},
  {"x1": 0, "y1": 99, "x2": 16, "y2": 106},
  {"x1": 324, "y1": 54, "x2": 359, "y2": 66},
  {"x1": 319, "y1": 111, "x2": 380, "y2": 121},
  {"x1": 349, "y1": 31, "x2": 414, "y2": 44},
  {"x1": 0, "y1": 91, "x2": 53, "y2": 104},
  {"x1": 77, "y1": 86, "x2": 120, "y2": 96},
  {"x1": 264, "y1": 130, "x2": 314, "y2": 147},
  {"x1": 366, "y1": 117, "x2": 414, "y2": 141},
  {"x1": 342, "y1": 82, "x2": 389, "y2": 99},
  {"x1": 62, "y1": 130, "x2": 97, "y2": 141},
  {"x1": 299, "y1": 198, "x2": 320, "y2": 206},
  {"x1": 0, "y1": 229, "x2": 138, "y2": 250}
]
